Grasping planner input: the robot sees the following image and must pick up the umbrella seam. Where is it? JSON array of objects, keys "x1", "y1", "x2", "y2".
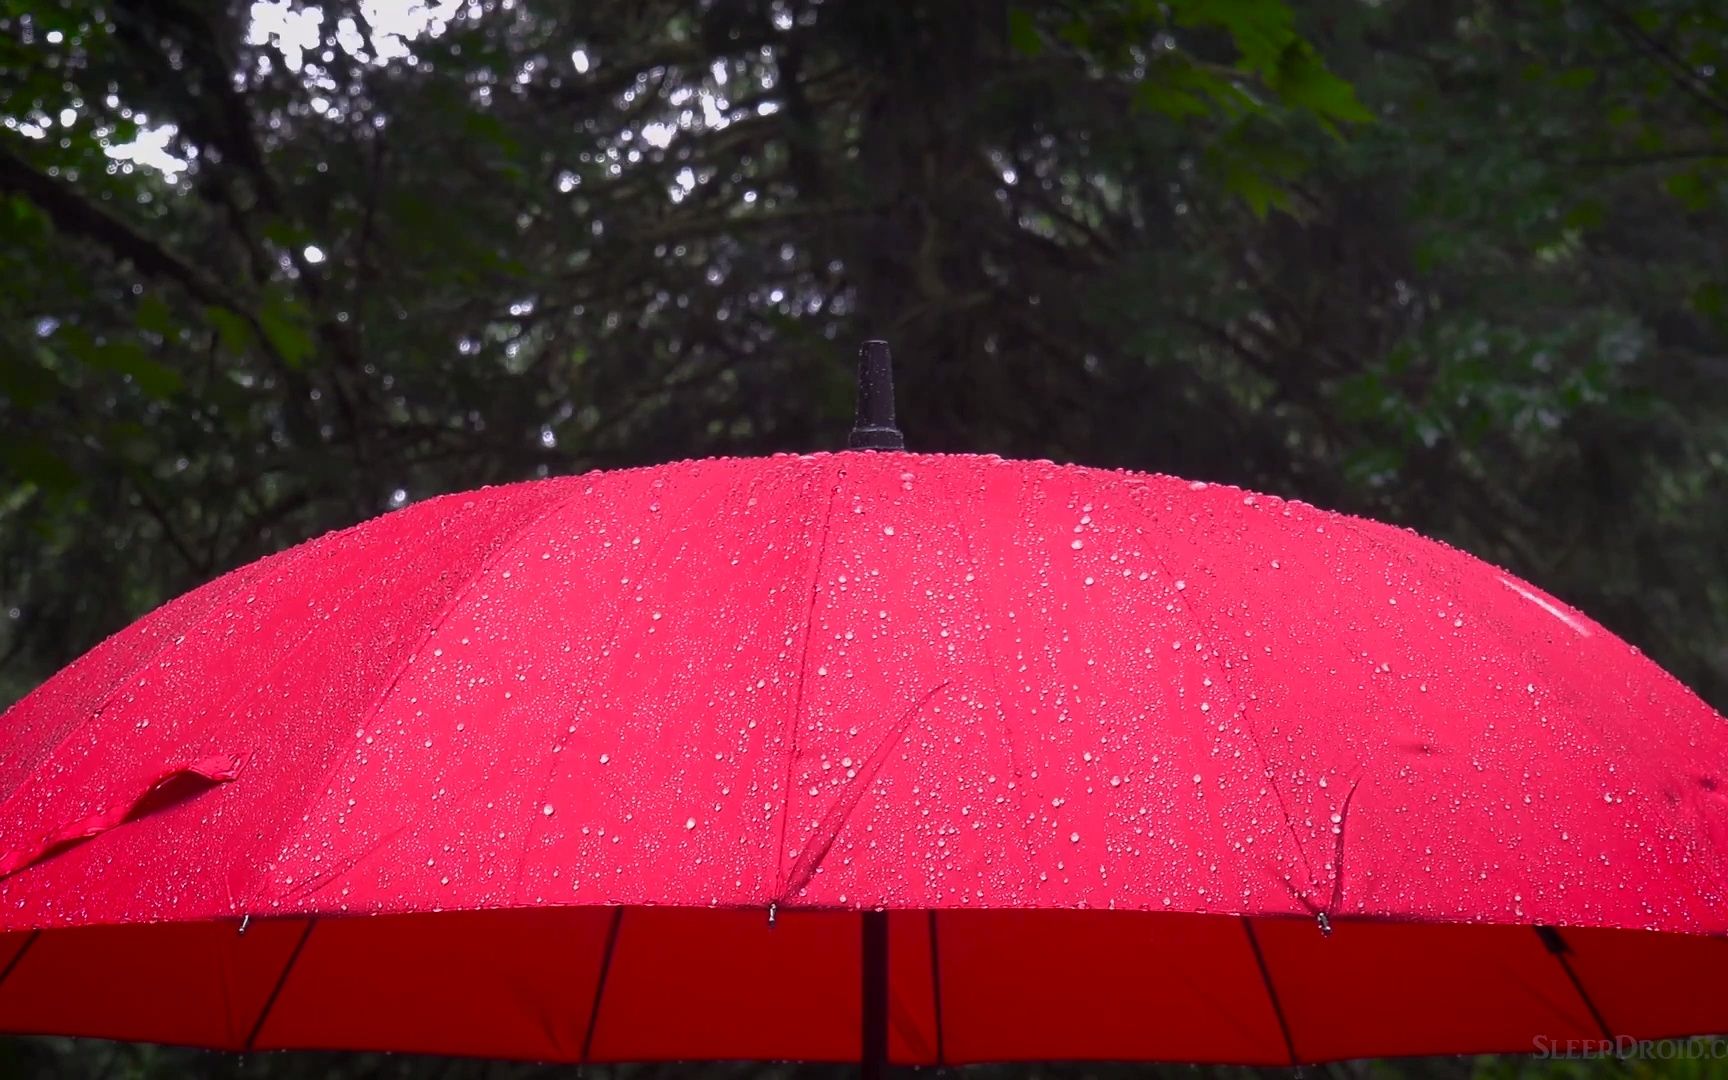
[
  {"x1": 10, "y1": 484, "x2": 579, "y2": 909},
  {"x1": 1347, "y1": 510, "x2": 1728, "y2": 905},
  {"x1": 0, "y1": 476, "x2": 452, "y2": 802},
  {"x1": 268, "y1": 481, "x2": 590, "y2": 909},
  {"x1": 1247, "y1": 728, "x2": 1322, "y2": 895},
  {"x1": 943, "y1": 459, "x2": 1034, "y2": 840},
  {"x1": 0, "y1": 555, "x2": 274, "y2": 810},
  {"x1": 1331, "y1": 508, "x2": 1728, "y2": 915},
  {"x1": 780, "y1": 682, "x2": 948, "y2": 897},
  {"x1": 502, "y1": 474, "x2": 721, "y2": 902},
  {"x1": 774, "y1": 458, "x2": 844, "y2": 902},
  {"x1": 1114, "y1": 475, "x2": 1269, "y2": 911}
]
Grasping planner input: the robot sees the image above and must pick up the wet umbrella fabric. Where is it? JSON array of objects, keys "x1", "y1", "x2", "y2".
[{"x1": 0, "y1": 451, "x2": 1724, "y2": 1064}]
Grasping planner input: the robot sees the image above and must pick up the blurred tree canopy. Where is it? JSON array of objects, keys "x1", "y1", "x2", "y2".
[
  {"x1": 1, "y1": 0, "x2": 1726, "y2": 1072},
  {"x1": 4, "y1": 0, "x2": 1726, "y2": 709}
]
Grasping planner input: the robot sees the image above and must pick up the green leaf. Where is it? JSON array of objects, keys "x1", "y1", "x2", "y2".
[
  {"x1": 49, "y1": 328, "x2": 182, "y2": 399},
  {"x1": 1056, "y1": 18, "x2": 1091, "y2": 49},
  {"x1": 1341, "y1": 445, "x2": 1404, "y2": 486},
  {"x1": 461, "y1": 111, "x2": 522, "y2": 156},
  {"x1": 202, "y1": 301, "x2": 314, "y2": 369},
  {"x1": 1664, "y1": 169, "x2": 1716, "y2": 212},
  {"x1": 1204, "y1": 118, "x2": 1308, "y2": 217},
  {"x1": 1222, "y1": 162, "x2": 1291, "y2": 218},
  {"x1": 263, "y1": 220, "x2": 310, "y2": 250},
  {"x1": 258, "y1": 302, "x2": 316, "y2": 368},
  {"x1": 205, "y1": 306, "x2": 255, "y2": 354},
  {"x1": 1136, "y1": 57, "x2": 1257, "y2": 120},
  {"x1": 135, "y1": 293, "x2": 175, "y2": 336},
  {"x1": 2, "y1": 194, "x2": 47, "y2": 234},
  {"x1": 104, "y1": 421, "x2": 159, "y2": 465},
  {"x1": 105, "y1": 116, "x2": 140, "y2": 145},
  {"x1": 1008, "y1": 8, "x2": 1042, "y2": 56},
  {"x1": 1135, "y1": 81, "x2": 1212, "y2": 120},
  {"x1": 1690, "y1": 281, "x2": 1727, "y2": 322},
  {"x1": 80, "y1": 340, "x2": 183, "y2": 399},
  {"x1": 0, "y1": 350, "x2": 62, "y2": 409},
  {"x1": 1562, "y1": 199, "x2": 1607, "y2": 230},
  {"x1": 0, "y1": 437, "x2": 78, "y2": 492},
  {"x1": 1174, "y1": 0, "x2": 1297, "y2": 75},
  {"x1": 1271, "y1": 44, "x2": 1374, "y2": 127}
]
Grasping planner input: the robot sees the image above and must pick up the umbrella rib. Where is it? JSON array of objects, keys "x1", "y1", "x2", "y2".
[
  {"x1": 0, "y1": 930, "x2": 39, "y2": 991},
  {"x1": 1534, "y1": 925, "x2": 1617, "y2": 1041},
  {"x1": 861, "y1": 909, "x2": 889, "y2": 1080},
  {"x1": 244, "y1": 917, "x2": 317, "y2": 1051},
  {"x1": 580, "y1": 905, "x2": 625, "y2": 1065},
  {"x1": 927, "y1": 910, "x2": 945, "y2": 1066},
  {"x1": 1239, "y1": 917, "x2": 1300, "y2": 1066}
]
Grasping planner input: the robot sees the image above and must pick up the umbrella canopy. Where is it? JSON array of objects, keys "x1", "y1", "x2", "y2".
[{"x1": 1, "y1": 350, "x2": 1725, "y2": 1066}]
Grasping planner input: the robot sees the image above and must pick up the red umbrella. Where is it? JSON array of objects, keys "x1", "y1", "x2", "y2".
[{"x1": 1, "y1": 343, "x2": 1724, "y2": 1066}]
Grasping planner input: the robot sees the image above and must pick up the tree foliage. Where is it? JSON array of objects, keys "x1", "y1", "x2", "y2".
[{"x1": 1, "y1": 0, "x2": 1727, "y2": 1071}]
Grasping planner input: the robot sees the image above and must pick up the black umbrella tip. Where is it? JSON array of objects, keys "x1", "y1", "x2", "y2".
[{"x1": 849, "y1": 340, "x2": 905, "y2": 451}]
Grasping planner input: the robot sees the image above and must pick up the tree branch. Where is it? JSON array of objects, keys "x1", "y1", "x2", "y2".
[{"x1": 1606, "y1": 6, "x2": 1728, "y2": 122}]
